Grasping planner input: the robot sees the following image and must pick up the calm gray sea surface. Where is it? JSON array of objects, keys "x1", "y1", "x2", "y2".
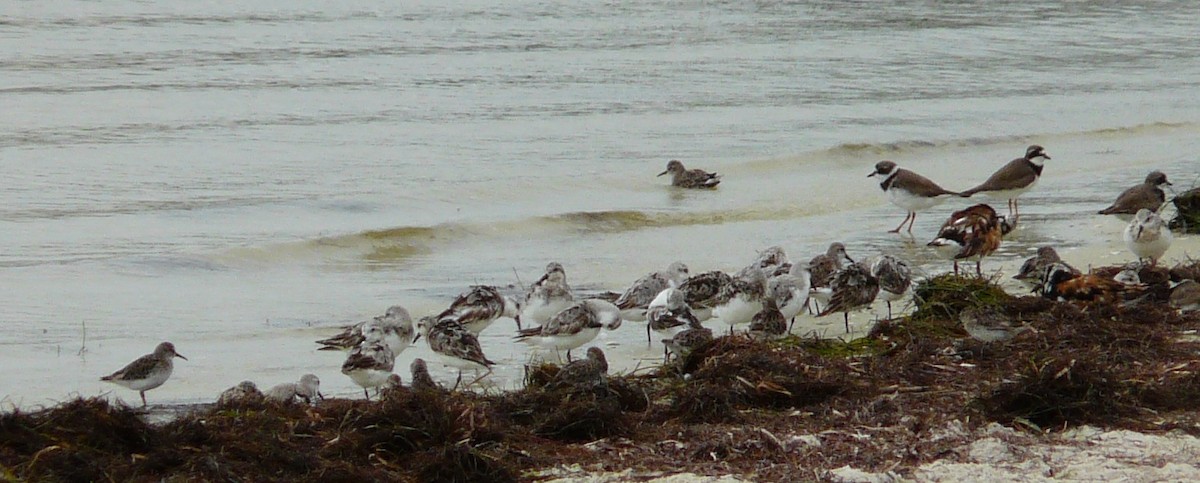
[{"x1": 2, "y1": 1, "x2": 1199, "y2": 405}]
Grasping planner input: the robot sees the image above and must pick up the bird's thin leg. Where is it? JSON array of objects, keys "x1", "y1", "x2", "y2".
[
  {"x1": 976, "y1": 261, "x2": 983, "y2": 277},
  {"x1": 843, "y1": 313, "x2": 850, "y2": 334},
  {"x1": 646, "y1": 324, "x2": 652, "y2": 346},
  {"x1": 566, "y1": 349, "x2": 574, "y2": 362},
  {"x1": 453, "y1": 371, "x2": 463, "y2": 391},
  {"x1": 363, "y1": 389, "x2": 370, "y2": 400},
  {"x1": 907, "y1": 212, "x2": 918, "y2": 233},
  {"x1": 140, "y1": 391, "x2": 147, "y2": 407},
  {"x1": 889, "y1": 212, "x2": 913, "y2": 233},
  {"x1": 788, "y1": 317, "x2": 796, "y2": 333},
  {"x1": 887, "y1": 301, "x2": 893, "y2": 319},
  {"x1": 953, "y1": 262, "x2": 960, "y2": 276}
]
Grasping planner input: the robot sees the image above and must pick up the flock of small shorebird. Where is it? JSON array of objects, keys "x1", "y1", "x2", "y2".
[{"x1": 99, "y1": 145, "x2": 1198, "y2": 407}]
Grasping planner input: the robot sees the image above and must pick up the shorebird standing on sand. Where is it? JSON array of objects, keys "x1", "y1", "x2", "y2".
[
  {"x1": 521, "y1": 261, "x2": 574, "y2": 327},
  {"x1": 1124, "y1": 208, "x2": 1172, "y2": 267},
  {"x1": 869, "y1": 255, "x2": 912, "y2": 319},
  {"x1": 613, "y1": 261, "x2": 690, "y2": 321},
  {"x1": 868, "y1": 160, "x2": 960, "y2": 233},
  {"x1": 809, "y1": 242, "x2": 853, "y2": 313},
  {"x1": 341, "y1": 338, "x2": 396, "y2": 399},
  {"x1": 678, "y1": 269, "x2": 734, "y2": 322},
  {"x1": 100, "y1": 341, "x2": 187, "y2": 407},
  {"x1": 1013, "y1": 246, "x2": 1079, "y2": 288},
  {"x1": 435, "y1": 285, "x2": 522, "y2": 334},
  {"x1": 316, "y1": 305, "x2": 415, "y2": 356},
  {"x1": 417, "y1": 316, "x2": 496, "y2": 388},
  {"x1": 514, "y1": 299, "x2": 622, "y2": 361},
  {"x1": 817, "y1": 261, "x2": 880, "y2": 334},
  {"x1": 645, "y1": 287, "x2": 701, "y2": 345},
  {"x1": 960, "y1": 145, "x2": 1050, "y2": 223},
  {"x1": 927, "y1": 204, "x2": 1007, "y2": 276}
]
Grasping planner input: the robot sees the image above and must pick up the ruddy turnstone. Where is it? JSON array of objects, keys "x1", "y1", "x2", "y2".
[
  {"x1": 514, "y1": 299, "x2": 622, "y2": 361},
  {"x1": 960, "y1": 145, "x2": 1050, "y2": 222},
  {"x1": 1124, "y1": 208, "x2": 1172, "y2": 266},
  {"x1": 1169, "y1": 280, "x2": 1200, "y2": 313},
  {"x1": 868, "y1": 160, "x2": 960, "y2": 233},
  {"x1": 614, "y1": 261, "x2": 690, "y2": 321},
  {"x1": 678, "y1": 270, "x2": 734, "y2": 322},
  {"x1": 409, "y1": 358, "x2": 442, "y2": 393},
  {"x1": 216, "y1": 380, "x2": 263, "y2": 406},
  {"x1": 316, "y1": 305, "x2": 415, "y2": 356},
  {"x1": 1038, "y1": 262, "x2": 1127, "y2": 303},
  {"x1": 1099, "y1": 170, "x2": 1171, "y2": 218},
  {"x1": 417, "y1": 317, "x2": 495, "y2": 384},
  {"x1": 658, "y1": 159, "x2": 721, "y2": 189},
  {"x1": 869, "y1": 255, "x2": 912, "y2": 319},
  {"x1": 645, "y1": 287, "x2": 701, "y2": 345},
  {"x1": 521, "y1": 261, "x2": 574, "y2": 327},
  {"x1": 341, "y1": 339, "x2": 396, "y2": 399},
  {"x1": 713, "y1": 268, "x2": 768, "y2": 334},
  {"x1": 767, "y1": 262, "x2": 811, "y2": 332},
  {"x1": 809, "y1": 242, "x2": 853, "y2": 313},
  {"x1": 265, "y1": 374, "x2": 322, "y2": 404},
  {"x1": 817, "y1": 261, "x2": 880, "y2": 334},
  {"x1": 100, "y1": 341, "x2": 187, "y2": 407},
  {"x1": 436, "y1": 285, "x2": 521, "y2": 334},
  {"x1": 927, "y1": 203, "x2": 1006, "y2": 276},
  {"x1": 662, "y1": 319, "x2": 713, "y2": 363},
  {"x1": 1013, "y1": 246, "x2": 1079, "y2": 287},
  {"x1": 546, "y1": 346, "x2": 609, "y2": 391},
  {"x1": 748, "y1": 298, "x2": 787, "y2": 341}
]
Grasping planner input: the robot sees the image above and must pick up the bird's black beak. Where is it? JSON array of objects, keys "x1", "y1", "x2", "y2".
[
  {"x1": 1042, "y1": 153, "x2": 1051, "y2": 160},
  {"x1": 175, "y1": 353, "x2": 188, "y2": 361},
  {"x1": 657, "y1": 170, "x2": 669, "y2": 177},
  {"x1": 867, "y1": 171, "x2": 877, "y2": 178},
  {"x1": 413, "y1": 333, "x2": 422, "y2": 343},
  {"x1": 318, "y1": 392, "x2": 326, "y2": 400},
  {"x1": 514, "y1": 315, "x2": 522, "y2": 330}
]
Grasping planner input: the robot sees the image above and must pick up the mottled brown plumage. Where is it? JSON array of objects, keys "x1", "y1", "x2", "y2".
[
  {"x1": 1099, "y1": 170, "x2": 1170, "y2": 216},
  {"x1": 658, "y1": 159, "x2": 722, "y2": 188}
]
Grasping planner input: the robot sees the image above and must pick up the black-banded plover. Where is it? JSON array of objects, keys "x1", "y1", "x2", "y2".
[
  {"x1": 515, "y1": 299, "x2": 622, "y2": 361},
  {"x1": 341, "y1": 339, "x2": 396, "y2": 399},
  {"x1": 869, "y1": 255, "x2": 912, "y2": 318},
  {"x1": 713, "y1": 268, "x2": 768, "y2": 334},
  {"x1": 546, "y1": 346, "x2": 609, "y2": 391},
  {"x1": 678, "y1": 270, "x2": 734, "y2": 322},
  {"x1": 1014, "y1": 246, "x2": 1079, "y2": 287},
  {"x1": 435, "y1": 285, "x2": 521, "y2": 334},
  {"x1": 1099, "y1": 170, "x2": 1171, "y2": 218},
  {"x1": 646, "y1": 287, "x2": 701, "y2": 346},
  {"x1": 960, "y1": 145, "x2": 1050, "y2": 223},
  {"x1": 927, "y1": 203, "x2": 1006, "y2": 276},
  {"x1": 614, "y1": 261, "x2": 689, "y2": 321},
  {"x1": 868, "y1": 160, "x2": 960, "y2": 233},
  {"x1": 100, "y1": 341, "x2": 187, "y2": 407},
  {"x1": 316, "y1": 305, "x2": 415, "y2": 357},
  {"x1": 658, "y1": 159, "x2": 721, "y2": 189},
  {"x1": 1124, "y1": 208, "x2": 1172, "y2": 266},
  {"x1": 817, "y1": 261, "x2": 880, "y2": 334},
  {"x1": 521, "y1": 261, "x2": 574, "y2": 327},
  {"x1": 265, "y1": 374, "x2": 322, "y2": 405}
]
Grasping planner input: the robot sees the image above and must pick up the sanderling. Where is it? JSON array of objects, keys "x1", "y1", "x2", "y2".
[
  {"x1": 960, "y1": 145, "x2": 1050, "y2": 223},
  {"x1": 265, "y1": 374, "x2": 322, "y2": 405},
  {"x1": 341, "y1": 339, "x2": 396, "y2": 399},
  {"x1": 646, "y1": 287, "x2": 701, "y2": 345},
  {"x1": 521, "y1": 261, "x2": 574, "y2": 327},
  {"x1": 768, "y1": 262, "x2": 811, "y2": 332},
  {"x1": 869, "y1": 255, "x2": 912, "y2": 319},
  {"x1": 1169, "y1": 280, "x2": 1200, "y2": 313},
  {"x1": 927, "y1": 203, "x2": 1006, "y2": 276},
  {"x1": 736, "y1": 246, "x2": 790, "y2": 279},
  {"x1": 809, "y1": 242, "x2": 853, "y2": 313},
  {"x1": 1124, "y1": 208, "x2": 1172, "y2": 266},
  {"x1": 817, "y1": 261, "x2": 880, "y2": 334},
  {"x1": 1099, "y1": 170, "x2": 1171, "y2": 218},
  {"x1": 216, "y1": 380, "x2": 263, "y2": 406},
  {"x1": 515, "y1": 299, "x2": 622, "y2": 361},
  {"x1": 678, "y1": 269, "x2": 734, "y2": 322},
  {"x1": 1038, "y1": 262, "x2": 1126, "y2": 303},
  {"x1": 658, "y1": 159, "x2": 721, "y2": 188},
  {"x1": 1014, "y1": 246, "x2": 1078, "y2": 287},
  {"x1": 417, "y1": 317, "x2": 495, "y2": 386},
  {"x1": 316, "y1": 305, "x2": 416, "y2": 357},
  {"x1": 614, "y1": 261, "x2": 690, "y2": 321},
  {"x1": 662, "y1": 320, "x2": 713, "y2": 363},
  {"x1": 748, "y1": 298, "x2": 787, "y2": 341},
  {"x1": 868, "y1": 160, "x2": 960, "y2": 234},
  {"x1": 546, "y1": 346, "x2": 609, "y2": 391},
  {"x1": 100, "y1": 341, "x2": 187, "y2": 407},
  {"x1": 436, "y1": 285, "x2": 521, "y2": 334},
  {"x1": 409, "y1": 358, "x2": 442, "y2": 393},
  {"x1": 960, "y1": 307, "x2": 1031, "y2": 343},
  {"x1": 713, "y1": 268, "x2": 768, "y2": 333}
]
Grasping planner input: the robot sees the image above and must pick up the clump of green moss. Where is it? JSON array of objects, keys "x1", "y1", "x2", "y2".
[{"x1": 910, "y1": 273, "x2": 1012, "y2": 323}]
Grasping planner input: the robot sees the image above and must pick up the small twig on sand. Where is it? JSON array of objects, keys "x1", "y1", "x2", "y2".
[{"x1": 77, "y1": 320, "x2": 87, "y2": 358}]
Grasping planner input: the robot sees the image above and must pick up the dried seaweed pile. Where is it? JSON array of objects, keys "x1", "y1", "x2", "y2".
[{"x1": 4, "y1": 262, "x2": 1200, "y2": 481}]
